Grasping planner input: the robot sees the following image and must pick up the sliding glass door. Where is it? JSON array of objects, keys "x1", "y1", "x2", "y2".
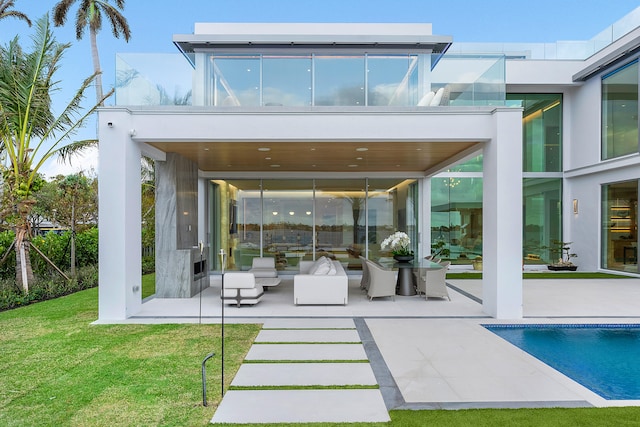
[
  {"x1": 209, "y1": 178, "x2": 417, "y2": 272},
  {"x1": 602, "y1": 181, "x2": 638, "y2": 273}
]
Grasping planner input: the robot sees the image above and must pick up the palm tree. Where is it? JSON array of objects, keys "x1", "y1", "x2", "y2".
[
  {"x1": 0, "y1": 15, "x2": 110, "y2": 292},
  {"x1": 53, "y1": 0, "x2": 131, "y2": 104},
  {"x1": 0, "y1": 0, "x2": 31, "y2": 26}
]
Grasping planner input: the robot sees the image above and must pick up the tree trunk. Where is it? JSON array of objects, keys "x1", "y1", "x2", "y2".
[
  {"x1": 70, "y1": 196, "x2": 76, "y2": 277},
  {"x1": 15, "y1": 228, "x2": 34, "y2": 293},
  {"x1": 90, "y1": 28, "x2": 103, "y2": 104}
]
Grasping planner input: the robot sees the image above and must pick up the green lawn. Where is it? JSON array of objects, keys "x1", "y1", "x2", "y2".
[
  {"x1": 2, "y1": 287, "x2": 640, "y2": 426},
  {"x1": 0, "y1": 288, "x2": 260, "y2": 427}
]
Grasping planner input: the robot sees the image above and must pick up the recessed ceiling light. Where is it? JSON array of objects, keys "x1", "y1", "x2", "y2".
[
  {"x1": 270, "y1": 164, "x2": 280, "y2": 168},
  {"x1": 310, "y1": 148, "x2": 316, "y2": 151},
  {"x1": 348, "y1": 164, "x2": 358, "y2": 168},
  {"x1": 258, "y1": 147, "x2": 271, "y2": 152},
  {"x1": 356, "y1": 157, "x2": 363, "y2": 160},
  {"x1": 416, "y1": 148, "x2": 422, "y2": 151},
  {"x1": 265, "y1": 157, "x2": 271, "y2": 160},
  {"x1": 204, "y1": 148, "x2": 210, "y2": 151},
  {"x1": 356, "y1": 147, "x2": 368, "y2": 152}
]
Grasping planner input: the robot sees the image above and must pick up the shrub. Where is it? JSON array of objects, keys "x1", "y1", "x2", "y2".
[
  {"x1": 0, "y1": 231, "x2": 16, "y2": 278},
  {"x1": 0, "y1": 264, "x2": 99, "y2": 311},
  {"x1": 142, "y1": 255, "x2": 155, "y2": 274}
]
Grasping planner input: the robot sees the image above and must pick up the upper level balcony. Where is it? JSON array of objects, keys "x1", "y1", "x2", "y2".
[{"x1": 114, "y1": 23, "x2": 506, "y2": 108}]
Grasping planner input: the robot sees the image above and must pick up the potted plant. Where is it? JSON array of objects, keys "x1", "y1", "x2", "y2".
[
  {"x1": 543, "y1": 240, "x2": 578, "y2": 271},
  {"x1": 472, "y1": 256, "x2": 482, "y2": 271},
  {"x1": 381, "y1": 231, "x2": 413, "y2": 262},
  {"x1": 431, "y1": 239, "x2": 450, "y2": 260}
]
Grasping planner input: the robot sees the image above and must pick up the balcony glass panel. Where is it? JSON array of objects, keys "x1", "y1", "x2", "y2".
[
  {"x1": 115, "y1": 52, "x2": 506, "y2": 107},
  {"x1": 115, "y1": 53, "x2": 193, "y2": 105},
  {"x1": 367, "y1": 55, "x2": 418, "y2": 106},
  {"x1": 432, "y1": 54, "x2": 505, "y2": 106},
  {"x1": 212, "y1": 55, "x2": 260, "y2": 106},
  {"x1": 314, "y1": 55, "x2": 365, "y2": 106},
  {"x1": 263, "y1": 55, "x2": 312, "y2": 106}
]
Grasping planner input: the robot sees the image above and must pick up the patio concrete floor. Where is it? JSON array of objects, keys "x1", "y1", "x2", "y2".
[{"x1": 98, "y1": 273, "x2": 640, "y2": 418}]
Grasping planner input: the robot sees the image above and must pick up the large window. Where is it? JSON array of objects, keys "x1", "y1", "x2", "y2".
[
  {"x1": 210, "y1": 178, "x2": 417, "y2": 272},
  {"x1": 602, "y1": 181, "x2": 638, "y2": 273},
  {"x1": 431, "y1": 176, "x2": 483, "y2": 263},
  {"x1": 602, "y1": 61, "x2": 639, "y2": 160},
  {"x1": 523, "y1": 179, "x2": 562, "y2": 263},
  {"x1": 507, "y1": 94, "x2": 562, "y2": 172}
]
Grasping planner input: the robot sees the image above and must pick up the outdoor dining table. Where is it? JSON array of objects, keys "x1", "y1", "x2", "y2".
[{"x1": 375, "y1": 258, "x2": 443, "y2": 296}]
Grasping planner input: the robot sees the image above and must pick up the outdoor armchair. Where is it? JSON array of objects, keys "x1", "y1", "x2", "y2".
[
  {"x1": 249, "y1": 257, "x2": 278, "y2": 278},
  {"x1": 359, "y1": 256, "x2": 370, "y2": 291},
  {"x1": 366, "y1": 260, "x2": 396, "y2": 301},
  {"x1": 221, "y1": 272, "x2": 264, "y2": 307},
  {"x1": 415, "y1": 261, "x2": 451, "y2": 300}
]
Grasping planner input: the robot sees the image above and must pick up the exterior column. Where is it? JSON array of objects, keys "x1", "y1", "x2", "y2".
[
  {"x1": 420, "y1": 177, "x2": 432, "y2": 258},
  {"x1": 98, "y1": 111, "x2": 142, "y2": 320},
  {"x1": 482, "y1": 108, "x2": 523, "y2": 319}
]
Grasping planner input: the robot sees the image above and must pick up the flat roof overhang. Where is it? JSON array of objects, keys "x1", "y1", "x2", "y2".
[
  {"x1": 174, "y1": 22, "x2": 451, "y2": 52},
  {"x1": 172, "y1": 23, "x2": 452, "y2": 67},
  {"x1": 103, "y1": 106, "x2": 507, "y2": 176}
]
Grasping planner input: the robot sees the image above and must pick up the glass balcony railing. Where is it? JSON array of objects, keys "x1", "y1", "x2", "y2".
[
  {"x1": 115, "y1": 53, "x2": 194, "y2": 106},
  {"x1": 450, "y1": 6, "x2": 640, "y2": 60},
  {"x1": 115, "y1": 51, "x2": 506, "y2": 108}
]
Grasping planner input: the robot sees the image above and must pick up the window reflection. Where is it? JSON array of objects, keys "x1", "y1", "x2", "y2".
[
  {"x1": 315, "y1": 55, "x2": 365, "y2": 106},
  {"x1": 263, "y1": 55, "x2": 312, "y2": 106},
  {"x1": 602, "y1": 61, "x2": 639, "y2": 159},
  {"x1": 602, "y1": 181, "x2": 638, "y2": 273},
  {"x1": 210, "y1": 178, "x2": 417, "y2": 272}
]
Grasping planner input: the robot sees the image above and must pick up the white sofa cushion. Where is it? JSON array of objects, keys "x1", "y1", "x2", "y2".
[{"x1": 309, "y1": 256, "x2": 328, "y2": 275}]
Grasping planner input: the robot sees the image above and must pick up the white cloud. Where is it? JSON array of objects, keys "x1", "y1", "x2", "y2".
[{"x1": 40, "y1": 146, "x2": 99, "y2": 179}]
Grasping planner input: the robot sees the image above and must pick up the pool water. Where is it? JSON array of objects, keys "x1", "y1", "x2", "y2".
[{"x1": 484, "y1": 324, "x2": 640, "y2": 400}]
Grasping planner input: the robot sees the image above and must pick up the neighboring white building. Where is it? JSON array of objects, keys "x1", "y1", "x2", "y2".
[{"x1": 98, "y1": 10, "x2": 640, "y2": 321}]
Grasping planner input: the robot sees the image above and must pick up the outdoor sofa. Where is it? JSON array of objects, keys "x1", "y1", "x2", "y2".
[{"x1": 293, "y1": 256, "x2": 348, "y2": 305}]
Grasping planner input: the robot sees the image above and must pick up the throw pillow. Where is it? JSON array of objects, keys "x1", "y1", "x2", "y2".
[
  {"x1": 313, "y1": 257, "x2": 332, "y2": 275},
  {"x1": 308, "y1": 256, "x2": 327, "y2": 275},
  {"x1": 327, "y1": 261, "x2": 337, "y2": 276}
]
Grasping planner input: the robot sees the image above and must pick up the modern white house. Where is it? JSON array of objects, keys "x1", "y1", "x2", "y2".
[{"x1": 98, "y1": 9, "x2": 640, "y2": 321}]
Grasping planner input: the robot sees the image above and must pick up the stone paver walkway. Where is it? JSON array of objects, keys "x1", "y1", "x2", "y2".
[{"x1": 210, "y1": 318, "x2": 390, "y2": 424}]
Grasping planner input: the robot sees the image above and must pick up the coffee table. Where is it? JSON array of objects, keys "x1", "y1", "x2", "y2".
[{"x1": 255, "y1": 277, "x2": 281, "y2": 291}]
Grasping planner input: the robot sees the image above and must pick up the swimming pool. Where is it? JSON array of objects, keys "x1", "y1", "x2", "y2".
[{"x1": 484, "y1": 324, "x2": 640, "y2": 400}]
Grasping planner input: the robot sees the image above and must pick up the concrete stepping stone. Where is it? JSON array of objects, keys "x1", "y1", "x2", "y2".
[
  {"x1": 262, "y1": 318, "x2": 355, "y2": 329},
  {"x1": 245, "y1": 343, "x2": 367, "y2": 361},
  {"x1": 255, "y1": 329, "x2": 361, "y2": 343},
  {"x1": 231, "y1": 362, "x2": 377, "y2": 386},
  {"x1": 211, "y1": 389, "x2": 390, "y2": 424}
]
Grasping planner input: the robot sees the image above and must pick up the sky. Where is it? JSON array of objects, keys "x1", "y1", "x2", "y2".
[{"x1": 1, "y1": 0, "x2": 639, "y2": 178}]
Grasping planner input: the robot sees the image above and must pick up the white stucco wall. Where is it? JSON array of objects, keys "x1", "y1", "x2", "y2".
[{"x1": 97, "y1": 106, "x2": 524, "y2": 319}]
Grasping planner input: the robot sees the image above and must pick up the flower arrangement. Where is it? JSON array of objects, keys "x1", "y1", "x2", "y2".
[{"x1": 381, "y1": 231, "x2": 412, "y2": 256}]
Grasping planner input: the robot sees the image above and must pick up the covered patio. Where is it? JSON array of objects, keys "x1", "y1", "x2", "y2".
[{"x1": 108, "y1": 273, "x2": 640, "y2": 322}]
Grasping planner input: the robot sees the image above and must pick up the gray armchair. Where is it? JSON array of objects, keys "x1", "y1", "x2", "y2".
[
  {"x1": 415, "y1": 261, "x2": 450, "y2": 300},
  {"x1": 359, "y1": 256, "x2": 370, "y2": 291},
  {"x1": 366, "y1": 260, "x2": 396, "y2": 301}
]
